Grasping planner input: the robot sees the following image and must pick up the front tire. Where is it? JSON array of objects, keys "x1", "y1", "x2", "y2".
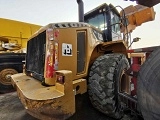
[{"x1": 88, "y1": 53, "x2": 129, "y2": 119}]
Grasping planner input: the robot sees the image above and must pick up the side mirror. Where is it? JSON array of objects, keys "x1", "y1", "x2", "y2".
[
  {"x1": 133, "y1": 37, "x2": 141, "y2": 42},
  {"x1": 129, "y1": 37, "x2": 140, "y2": 48}
]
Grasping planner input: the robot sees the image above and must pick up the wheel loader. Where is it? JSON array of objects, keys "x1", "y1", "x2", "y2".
[{"x1": 11, "y1": 0, "x2": 158, "y2": 119}]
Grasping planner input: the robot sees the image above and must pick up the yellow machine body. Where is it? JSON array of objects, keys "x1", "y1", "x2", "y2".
[
  {"x1": 0, "y1": 18, "x2": 42, "y2": 52},
  {"x1": 11, "y1": 22, "x2": 127, "y2": 119},
  {"x1": 11, "y1": 2, "x2": 156, "y2": 120}
]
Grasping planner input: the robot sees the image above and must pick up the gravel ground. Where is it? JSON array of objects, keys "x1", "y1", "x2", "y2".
[
  {"x1": 0, "y1": 92, "x2": 142, "y2": 120},
  {"x1": 0, "y1": 92, "x2": 37, "y2": 120}
]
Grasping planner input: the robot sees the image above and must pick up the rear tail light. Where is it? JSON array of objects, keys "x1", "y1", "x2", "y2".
[{"x1": 56, "y1": 75, "x2": 65, "y2": 84}]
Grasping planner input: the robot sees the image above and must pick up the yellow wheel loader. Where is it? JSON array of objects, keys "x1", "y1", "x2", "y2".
[{"x1": 11, "y1": 0, "x2": 157, "y2": 119}]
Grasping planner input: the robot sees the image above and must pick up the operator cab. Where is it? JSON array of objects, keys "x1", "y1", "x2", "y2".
[{"x1": 84, "y1": 3, "x2": 122, "y2": 41}]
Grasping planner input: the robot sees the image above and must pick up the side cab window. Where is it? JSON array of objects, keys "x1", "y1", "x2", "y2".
[{"x1": 110, "y1": 10, "x2": 122, "y2": 41}]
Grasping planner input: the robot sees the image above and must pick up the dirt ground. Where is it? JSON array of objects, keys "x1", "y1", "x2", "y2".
[{"x1": 0, "y1": 92, "x2": 141, "y2": 120}]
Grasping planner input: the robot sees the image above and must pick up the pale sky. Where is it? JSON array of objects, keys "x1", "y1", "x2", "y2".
[{"x1": 0, "y1": 0, "x2": 160, "y2": 48}]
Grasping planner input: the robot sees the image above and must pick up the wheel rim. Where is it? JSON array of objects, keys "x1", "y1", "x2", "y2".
[
  {"x1": 0, "y1": 69, "x2": 18, "y2": 85},
  {"x1": 120, "y1": 70, "x2": 130, "y2": 94}
]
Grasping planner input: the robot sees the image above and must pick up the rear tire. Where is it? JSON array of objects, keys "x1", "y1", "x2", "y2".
[
  {"x1": 137, "y1": 48, "x2": 160, "y2": 120},
  {"x1": 88, "y1": 53, "x2": 129, "y2": 119},
  {"x1": 0, "y1": 68, "x2": 18, "y2": 93}
]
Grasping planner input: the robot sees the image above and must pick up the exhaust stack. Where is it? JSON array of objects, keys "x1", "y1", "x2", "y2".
[{"x1": 77, "y1": 0, "x2": 84, "y2": 22}]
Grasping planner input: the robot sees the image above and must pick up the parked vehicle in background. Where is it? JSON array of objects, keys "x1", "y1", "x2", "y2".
[{"x1": 0, "y1": 18, "x2": 42, "y2": 93}]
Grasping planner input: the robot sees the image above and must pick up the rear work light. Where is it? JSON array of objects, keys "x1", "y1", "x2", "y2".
[{"x1": 45, "y1": 28, "x2": 59, "y2": 78}]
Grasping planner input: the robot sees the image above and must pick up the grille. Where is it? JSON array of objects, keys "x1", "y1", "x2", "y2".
[
  {"x1": 25, "y1": 31, "x2": 46, "y2": 81},
  {"x1": 77, "y1": 31, "x2": 86, "y2": 73}
]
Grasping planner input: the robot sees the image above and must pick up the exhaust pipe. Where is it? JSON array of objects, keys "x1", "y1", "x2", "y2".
[{"x1": 77, "y1": 0, "x2": 84, "y2": 22}]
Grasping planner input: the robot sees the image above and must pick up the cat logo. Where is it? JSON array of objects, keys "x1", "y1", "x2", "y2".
[{"x1": 62, "y1": 43, "x2": 72, "y2": 56}]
